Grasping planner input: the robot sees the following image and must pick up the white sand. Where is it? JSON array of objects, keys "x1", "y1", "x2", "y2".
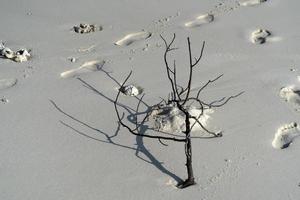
[{"x1": 1, "y1": 0, "x2": 300, "y2": 199}]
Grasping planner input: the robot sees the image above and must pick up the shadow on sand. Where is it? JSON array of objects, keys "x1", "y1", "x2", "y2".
[{"x1": 50, "y1": 72, "x2": 183, "y2": 184}]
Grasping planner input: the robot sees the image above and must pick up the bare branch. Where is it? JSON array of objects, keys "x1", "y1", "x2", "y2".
[
  {"x1": 181, "y1": 38, "x2": 206, "y2": 105},
  {"x1": 135, "y1": 94, "x2": 145, "y2": 129},
  {"x1": 192, "y1": 41, "x2": 205, "y2": 67},
  {"x1": 159, "y1": 97, "x2": 167, "y2": 105},
  {"x1": 158, "y1": 138, "x2": 169, "y2": 146},
  {"x1": 160, "y1": 34, "x2": 180, "y2": 101},
  {"x1": 172, "y1": 60, "x2": 183, "y2": 101},
  {"x1": 189, "y1": 116, "x2": 222, "y2": 137},
  {"x1": 196, "y1": 74, "x2": 224, "y2": 99},
  {"x1": 114, "y1": 71, "x2": 186, "y2": 142},
  {"x1": 209, "y1": 91, "x2": 244, "y2": 108},
  {"x1": 160, "y1": 33, "x2": 176, "y2": 50},
  {"x1": 111, "y1": 35, "x2": 242, "y2": 189}
]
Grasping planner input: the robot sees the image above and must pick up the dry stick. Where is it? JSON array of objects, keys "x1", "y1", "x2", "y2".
[
  {"x1": 161, "y1": 34, "x2": 235, "y2": 188},
  {"x1": 172, "y1": 61, "x2": 182, "y2": 101},
  {"x1": 161, "y1": 36, "x2": 217, "y2": 136},
  {"x1": 114, "y1": 71, "x2": 185, "y2": 142},
  {"x1": 159, "y1": 35, "x2": 209, "y2": 188},
  {"x1": 135, "y1": 98, "x2": 166, "y2": 132},
  {"x1": 179, "y1": 40, "x2": 205, "y2": 97},
  {"x1": 115, "y1": 34, "x2": 243, "y2": 189},
  {"x1": 135, "y1": 94, "x2": 145, "y2": 130},
  {"x1": 158, "y1": 138, "x2": 169, "y2": 146},
  {"x1": 209, "y1": 91, "x2": 244, "y2": 107},
  {"x1": 170, "y1": 37, "x2": 198, "y2": 187},
  {"x1": 135, "y1": 94, "x2": 168, "y2": 147},
  {"x1": 160, "y1": 34, "x2": 179, "y2": 101},
  {"x1": 176, "y1": 102, "x2": 195, "y2": 188},
  {"x1": 196, "y1": 74, "x2": 224, "y2": 99},
  {"x1": 192, "y1": 40, "x2": 205, "y2": 67},
  {"x1": 182, "y1": 38, "x2": 205, "y2": 105},
  {"x1": 190, "y1": 116, "x2": 221, "y2": 137}
]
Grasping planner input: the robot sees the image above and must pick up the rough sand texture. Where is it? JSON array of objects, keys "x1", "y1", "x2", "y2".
[{"x1": 1, "y1": 0, "x2": 300, "y2": 200}]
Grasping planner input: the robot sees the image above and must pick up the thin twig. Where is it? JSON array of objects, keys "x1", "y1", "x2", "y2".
[
  {"x1": 196, "y1": 74, "x2": 224, "y2": 99},
  {"x1": 114, "y1": 71, "x2": 186, "y2": 142},
  {"x1": 209, "y1": 91, "x2": 244, "y2": 108}
]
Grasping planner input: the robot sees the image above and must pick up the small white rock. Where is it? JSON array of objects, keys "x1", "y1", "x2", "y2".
[
  {"x1": 0, "y1": 43, "x2": 15, "y2": 59},
  {"x1": 2, "y1": 48, "x2": 15, "y2": 59},
  {"x1": 13, "y1": 49, "x2": 31, "y2": 62},
  {"x1": 120, "y1": 85, "x2": 140, "y2": 96},
  {"x1": 0, "y1": 97, "x2": 9, "y2": 103},
  {"x1": 69, "y1": 57, "x2": 77, "y2": 63},
  {"x1": 251, "y1": 29, "x2": 271, "y2": 44},
  {"x1": 0, "y1": 43, "x2": 31, "y2": 62}
]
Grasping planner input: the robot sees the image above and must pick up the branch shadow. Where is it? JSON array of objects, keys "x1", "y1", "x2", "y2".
[
  {"x1": 50, "y1": 78, "x2": 183, "y2": 183},
  {"x1": 50, "y1": 100, "x2": 135, "y2": 151}
]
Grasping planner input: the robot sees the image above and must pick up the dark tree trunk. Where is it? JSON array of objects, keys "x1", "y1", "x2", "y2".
[
  {"x1": 185, "y1": 137, "x2": 194, "y2": 183},
  {"x1": 177, "y1": 113, "x2": 196, "y2": 188}
]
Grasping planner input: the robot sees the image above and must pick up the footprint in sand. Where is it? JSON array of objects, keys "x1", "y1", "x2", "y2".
[
  {"x1": 239, "y1": 0, "x2": 267, "y2": 6},
  {"x1": 114, "y1": 31, "x2": 152, "y2": 46},
  {"x1": 0, "y1": 78, "x2": 17, "y2": 90},
  {"x1": 272, "y1": 122, "x2": 300, "y2": 149},
  {"x1": 184, "y1": 14, "x2": 214, "y2": 28},
  {"x1": 60, "y1": 60, "x2": 105, "y2": 78},
  {"x1": 279, "y1": 86, "x2": 300, "y2": 109},
  {"x1": 251, "y1": 29, "x2": 271, "y2": 44}
]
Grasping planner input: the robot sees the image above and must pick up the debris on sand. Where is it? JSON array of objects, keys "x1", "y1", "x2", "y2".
[
  {"x1": 119, "y1": 85, "x2": 143, "y2": 96},
  {"x1": 0, "y1": 43, "x2": 31, "y2": 62},
  {"x1": 73, "y1": 23, "x2": 102, "y2": 34}
]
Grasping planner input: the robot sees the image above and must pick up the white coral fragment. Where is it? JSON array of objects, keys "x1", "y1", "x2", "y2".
[{"x1": 0, "y1": 43, "x2": 31, "y2": 62}]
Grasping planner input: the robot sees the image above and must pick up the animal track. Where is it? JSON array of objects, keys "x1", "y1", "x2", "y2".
[
  {"x1": 209, "y1": 0, "x2": 240, "y2": 15},
  {"x1": 23, "y1": 66, "x2": 35, "y2": 78},
  {"x1": 114, "y1": 31, "x2": 152, "y2": 46},
  {"x1": 184, "y1": 14, "x2": 214, "y2": 28},
  {"x1": 272, "y1": 122, "x2": 300, "y2": 149},
  {"x1": 239, "y1": 0, "x2": 267, "y2": 6},
  {"x1": 0, "y1": 78, "x2": 17, "y2": 90},
  {"x1": 279, "y1": 86, "x2": 300, "y2": 108},
  {"x1": 60, "y1": 60, "x2": 105, "y2": 78},
  {"x1": 251, "y1": 29, "x2": 271, "y2": 44}
]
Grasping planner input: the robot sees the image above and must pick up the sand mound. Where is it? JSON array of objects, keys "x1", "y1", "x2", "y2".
[{"x1": 150, "y1": 104, "x2": 213, "y2": 134}]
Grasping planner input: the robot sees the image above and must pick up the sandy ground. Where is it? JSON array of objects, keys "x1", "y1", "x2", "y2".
[{"x1": 1, "y1": 0, "x2": 300, "y2": 199}]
